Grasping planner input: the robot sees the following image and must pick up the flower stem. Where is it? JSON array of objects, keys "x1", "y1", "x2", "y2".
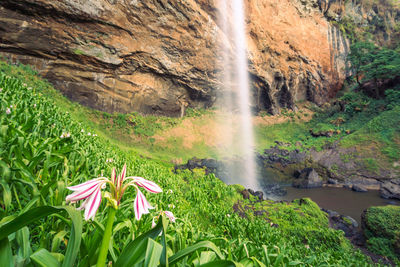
[{"x1": 96, "y1": 207, "x2": 116, "y2": 267}]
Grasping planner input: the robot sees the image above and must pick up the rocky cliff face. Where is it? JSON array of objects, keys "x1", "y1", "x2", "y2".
[
  {"x1": 318, "y1": 0, "x2": 400, "y2": 46},
  {"x1": 0, "y1": 0, "x2": 351, "y2": 116}
]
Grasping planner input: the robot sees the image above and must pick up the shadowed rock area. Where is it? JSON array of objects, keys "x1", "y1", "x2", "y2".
[{"x1": 0, "y1": 0, "x2": 351, "y2": 116}]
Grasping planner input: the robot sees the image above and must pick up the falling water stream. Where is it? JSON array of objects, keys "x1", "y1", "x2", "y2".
[
  {"x1": 218, "y1": 0, "x2": 259, "y2": 190},
  {"x1": 215, "y1": 0, "x2": 399, "y2": 225}
]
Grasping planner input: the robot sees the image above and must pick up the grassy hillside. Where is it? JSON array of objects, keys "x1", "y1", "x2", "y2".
[{"x1": 0, "y1": 60, "x2": 380, "y2": 265}]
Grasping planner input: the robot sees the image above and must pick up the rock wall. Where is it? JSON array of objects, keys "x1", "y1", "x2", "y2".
[
  {"x1": 318, "y1": 0, "x2": 400, "y2": 46},
  {"x1": 0, "y1": 0, "x2": 351, "y2": 116}
]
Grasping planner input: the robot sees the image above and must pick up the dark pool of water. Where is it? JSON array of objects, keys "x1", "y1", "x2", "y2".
[{"x1": 274, "y1": 186, "x2": 400, "y2": 224}]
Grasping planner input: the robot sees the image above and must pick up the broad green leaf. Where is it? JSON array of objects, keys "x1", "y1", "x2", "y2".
[
  {"x1": 115, "y1": 218, "x2": 163, "y2": 267},
  {"x1": 0, "y1": 180, "x2": 12, "y2": 210},
  {"x1": 16, "y1": 226, "x2": 32, "y2": 260},
  {"x1": 0, "y1": 238, "x2": 13, "y2": 267},
  {"x1": 61, "y1": 206, "x2": 82, "y2": 267},
  {"x1": 144, "y1": 238, "x2": 163, "y2": 267},
  {"x1": 160, "y1": 215, "x2": 169, "y2": 267},
  {"x1": 30, "y1": 248, "x2": 60, "y2": 267},
  {"x1": 0, "y1": 205, "x2": 82, "y2": 267},
  {"x1": 169, "y1": 241, "x2": 224, "y2": 265},
  {"x1": 199, "y1": 260, "x2": 238, "y2": 267}
]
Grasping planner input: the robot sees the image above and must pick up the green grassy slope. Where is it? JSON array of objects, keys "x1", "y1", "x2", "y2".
[{"x1": 0, "y1": 60, "x2": 379, "y2": 265}]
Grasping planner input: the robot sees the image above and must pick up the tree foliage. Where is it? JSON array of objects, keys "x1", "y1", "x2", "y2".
[{"x1": 347, "y1": 41, "x2": 400, "y2": 97}]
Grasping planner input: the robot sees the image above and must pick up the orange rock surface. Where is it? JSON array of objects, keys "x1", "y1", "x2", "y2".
[{"x1": 0, "y1": 0, "x2": 351, "y2": 115}]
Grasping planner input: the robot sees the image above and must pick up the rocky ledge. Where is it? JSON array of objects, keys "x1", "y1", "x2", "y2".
[
  {"x1": 258, "y1": 142, "x2": 400, "y2": 200},
  {"x1": 0, "y1": 0, "x2": 350, "y2": 116}
]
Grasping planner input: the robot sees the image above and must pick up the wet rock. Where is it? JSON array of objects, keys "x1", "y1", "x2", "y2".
[
  {"x1": 293, "y1": 168, "x2": 323, "y2": 188},
  {"x1": 262, "y1": 184, "x2": 287, "y2": 196},
  {"x1": 352, "y1": 184, "x2": 368, "y2": 192},
  {"x1": 343, "y1": 184, "x2": 352, "y2": 189},
  {"x1": 322, "y1": 208, "x2": 358, "y2": 237},
  {"x1": 328, "y1": 178, "x2": 339, "y2": 184},
  {"x1": 380, "y1": 179, "x2": 400, "y2": 200},
  {"x1": 248, "y1": 189, "x2": 264, "y2": 201},
  {"x1": 241, "y1": 190, "x2": 250, "y2": 200}
]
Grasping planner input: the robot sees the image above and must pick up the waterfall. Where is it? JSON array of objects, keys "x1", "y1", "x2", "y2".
[{"x1": 218, "y1": 0, "x2": 259, "y2": 190}]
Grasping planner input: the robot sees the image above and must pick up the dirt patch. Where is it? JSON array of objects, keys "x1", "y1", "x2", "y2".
[
  {"x1": 153, "y1": 106, "x2": 314, "y2": 151},
  {"x1": 254, "y1": 104, "x2": 314, "y2": 126}
]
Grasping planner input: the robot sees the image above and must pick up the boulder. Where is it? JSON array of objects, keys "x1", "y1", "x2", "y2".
[
  {"x1": 380, "y1": 179, "x2": 400, "y2": 200},
  {"x1": 352, "y1": 184, "x2": 368, "y2": 192},
  {"x1": 293, "y1": 168, "x2": 323, "y2": 188},
  {"x1": 248, "y1": 189, "x2": 264, "y2": 201},
  {"x1": 322, "y1": 208, "x2": 358, "y2": 237},
  {"x1": 327, "y1": 178, "x2": 339, "y2": 184}
]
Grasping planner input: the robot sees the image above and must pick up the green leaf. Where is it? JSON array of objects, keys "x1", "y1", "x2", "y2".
[
  {"x1": 199, "y1": 260, "x2": 238, "y2": 267},
  {"x1": 16, "y1": 226, "x2": 32, "y2": 260},
  {"x1": 30, "y1": 248, "x2": 60, "y2": 267},
  {"x1": 115, "y1": 218, "x2": 163, "y2": 267},
  {"x1": 0, "y1": 206, "x2": 82, "y2": 267},
  {"x1": 0, "y1": 238, "x2": 13, "y2": 267},
  {"x1": 168, "y1": 241, "x2": 224, "y2": 265},
  {"x1": 0, "y1": 180, "x2": 12, "y2": 211},
  {"x1": 61, "y1": 206, "x2": 82, "y2": 267},
  {"x1": 160, "y1": 215, "x2": 169, "y2": 267},
  {"x1": 144, "y1": 238, "x2": 163, "y2": 267}
]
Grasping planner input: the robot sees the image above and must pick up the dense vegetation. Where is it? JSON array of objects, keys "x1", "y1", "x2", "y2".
[
  {"x1": 0, "y1": 61, "x2": 380, "y2": 266},
  {"x1": 363, "y1": 206, "x2": 400, "y2": 262}
]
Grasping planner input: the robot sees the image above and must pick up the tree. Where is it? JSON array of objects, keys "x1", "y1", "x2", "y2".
[
  {"x1": 347, "y1": 41, "x2": 377, "y2": 86},
  {"x1": 347, "y1": 41, "x2": 400, "y2": 98}
]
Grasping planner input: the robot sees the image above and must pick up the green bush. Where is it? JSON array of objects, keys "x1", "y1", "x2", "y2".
[{"x1": 363, "y1": 206, "x2": 400, "y2": 261}]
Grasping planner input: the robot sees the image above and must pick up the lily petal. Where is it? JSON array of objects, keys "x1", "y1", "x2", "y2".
[
  {"x1": 118, "y1": 164, "x2": 127, "y2": 189},
  {"x1": 67, "y1": 178, "x2": 105, "y2": 191},
  {"x1": 84, "y1": 186, "x2": 102, "y2": 220},
  {"x1": 76, "y1": 197, "x2": 90, "y2": 211},
  {"x1": 66, "y1": 183, "x2": 99, "y2": 203},
  {"x1": 130, "y1": 177, "x2": 162, "y2": 194},
  {"x1": 164, "y1": 211, "x2": 176, "y2": 223},
  {"x1": 134, "y1": 189, "x2": 153, "y2": 221},
  {"x1": 111, "y1": 168, "x2": 116, "y2": 184}
]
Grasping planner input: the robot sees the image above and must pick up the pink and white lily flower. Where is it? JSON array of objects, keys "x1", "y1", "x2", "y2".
[
  {"x1": 151, "y1": 210, "x2": 176, "y2": 228},
  {"x1": 66, "y1": 164, "x2": 162, "y2": 221}
]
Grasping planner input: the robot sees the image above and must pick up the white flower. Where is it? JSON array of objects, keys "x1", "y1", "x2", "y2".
[
  {"x1": 87, "y1": 132, "x2": 91, "y2": 136},
  {"x1": 167, "y1": 189, "x2": 173, "y2": 194},
  {"x1": 6, "y1": 108, "x2": 11, "y2": 114},
  {"x1": 226, "y1": 214, "x2": 231, "y2": 217},
  {"x1": 27, "y1": 87, "x2": 32, "y2": 90},
  {"x1": 168, "y1": 204, "x2": 175, "y2": 209},
  {"x1": 9, "y1": 105, "x2": 13, "y2": 108},
  {"x1": 33, "y1": 104, "x2": 37, "y2": 108},
  {"x1": 164, "y1": 211, "x2": 176, "y2": 222},
  {"x1": 60, "y1": 132, "x2": 71, "y2": 138},
  {"x1": 81, "y1": 129, "x2": 84, "y2": 133}
]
